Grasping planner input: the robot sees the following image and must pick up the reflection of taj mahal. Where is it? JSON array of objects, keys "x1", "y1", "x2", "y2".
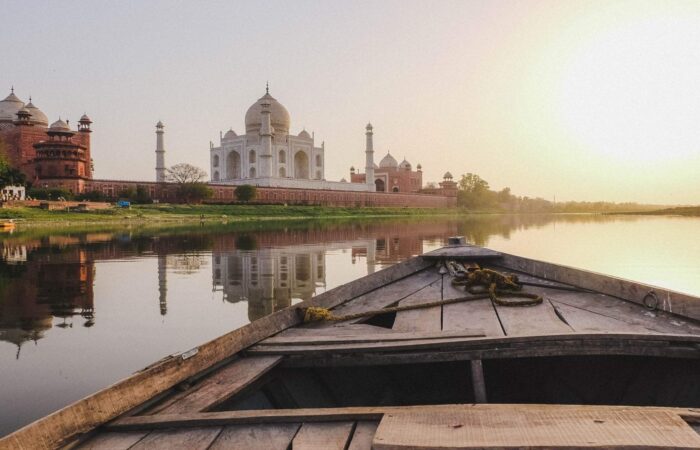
[{"x1": 212, "y1": 247, "x2": 325, "y2": 322}]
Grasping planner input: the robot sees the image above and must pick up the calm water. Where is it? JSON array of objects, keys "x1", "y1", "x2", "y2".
[{"x1": 1, "y1": 214, "x2": 700, "y2": 436}]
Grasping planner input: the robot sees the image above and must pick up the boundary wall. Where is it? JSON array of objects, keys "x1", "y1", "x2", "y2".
[{"x1": 80, "y1": 180, "x2": 456, "y2": 207}]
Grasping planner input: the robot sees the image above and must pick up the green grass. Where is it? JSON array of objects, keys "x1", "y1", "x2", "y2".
[{"x1": 0, "y1": 203, "x2": 471, "y2": 227}]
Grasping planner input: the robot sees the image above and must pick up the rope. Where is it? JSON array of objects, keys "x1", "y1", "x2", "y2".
[{"x1": 301, "y1": 262, "x2": 543, "y2": 323}]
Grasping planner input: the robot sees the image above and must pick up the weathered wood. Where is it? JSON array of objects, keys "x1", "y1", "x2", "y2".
[
  {"x1": 372, "y1": 407, "x2": 700, "y2": 449},
  {"x1": 321, "y1": 268, "x2": 441, "y2": 327},
  {"x1": 129, "y1": 427, "x2": 221, "y2": 450},
  {"x1": 392, "y1": 278, "x2": 443, "y2": 332},
  {"x1": 74, "y1": 431, "x2": 148, "y2": 449},
  {"x1": 347, "y1": 421, "x2": 379, "y2": 450},
  {"x1": 442, "y1": 279, "x2": 504, "y2": 336},
  {"x1": 499, "y1": 251, "x2": 700, "y2": 321},
  {"x1": 544, "y1": 289, "x2": 700, "y2": 335},
  {"x1": 493, "y1": 297, "x2": 574, "y2": 336},
  {"x1": 272, "y1": 333, "x2": 700, "y2": 367},
  {"x1": 207, "y1": 423, "x2": 300, "y2": 450},
  {"x1": 275, "y1": 324, "x2": 395, "y2": 338},
  {"x1": 259, "y1": 329, "x2": 485, "y2": 346},
  {"x1": 0, "y1": 256, "x2": 432, "y2": 450},
  {"x1": 291, "y1": 422, "x2": 354, "y2": 450},
  {"x1": 422, "y1": 245, "x2": 502, "y2": 260},
  {"x1": 158, "y1": 356, "x2": 281, "y2": 414},
  {"x1": 107, "y1": 404, "x2": 700, "y2": 432},
  {"x1": 552, "y1": 301, "x2": 657, "y2": 333},
  {"x1": 469, "y1": 360, "x2": 487, "y2": 403}
]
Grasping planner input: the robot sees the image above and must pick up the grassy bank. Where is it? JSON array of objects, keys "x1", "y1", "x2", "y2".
[
  {"x1": 0, "y1": 203, "x2": 469, "y2": 226},
  {"x1": 623, "y1": 206, "x2": 700, "y2": 217}
]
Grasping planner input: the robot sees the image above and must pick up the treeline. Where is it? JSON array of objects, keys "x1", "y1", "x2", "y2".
[{"x1": 455, "y1": 173, "x2": 668, "y2": 213}]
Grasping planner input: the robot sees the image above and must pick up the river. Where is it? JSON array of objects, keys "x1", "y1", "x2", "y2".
[{"x1": 1, "y1": 214, "x2": 699, "y2": 436}]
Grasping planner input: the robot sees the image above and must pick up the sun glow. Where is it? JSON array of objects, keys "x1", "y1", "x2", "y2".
[{"x1": 556, "y1": 11, "x2": 700, "y2": 163}]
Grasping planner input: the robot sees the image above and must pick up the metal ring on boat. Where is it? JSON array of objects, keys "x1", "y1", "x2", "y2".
[{"x1": 642, "y1": 290, "x2": 659, "y2": 311}]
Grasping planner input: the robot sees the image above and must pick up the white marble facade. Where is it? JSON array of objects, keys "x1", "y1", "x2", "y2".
[{"x1": 210, "y1": 88, "x2": 373, "y2": 192}]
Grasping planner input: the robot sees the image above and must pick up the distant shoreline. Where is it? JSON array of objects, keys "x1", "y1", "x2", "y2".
[{"x1": 613, "y1": 206, "x2": 700, "y2": 217}]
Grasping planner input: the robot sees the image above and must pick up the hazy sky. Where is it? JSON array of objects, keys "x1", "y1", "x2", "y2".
[{"x1": 2, "y1": 0, "x2": 699, "y2": 204}]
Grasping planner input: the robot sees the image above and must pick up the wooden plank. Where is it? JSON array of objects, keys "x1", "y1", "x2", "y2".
[
  {"x1": 392, "y1": 278, "x2": 443, "y2": 332},
  {"x1": 469, "y1": 360, "x2": 487, "y2": 403},
  {"x1": 0, "y1": 255, "x2": 432, "y2": 450},
  {"x1": 321, "y1": 268, "x2": 441, "y2": 327},
  {"x1": 75, "y1": 431, "x2": 149, "y2": 449},
  {"x1": 347, "y1": 421, "x2": 379, "y2": 450},
  {"x1": 544, "y1": 289, "x2": 700, "y2": 335},
  {"x1": 247, "y1": 332, "x2": 700, "y2": 358},
  {"x1": 275, "y1": 324, "x2": 395, "y2": 338},
  {"x1": 158, "y1": 356, "x2": 281, "y2": 414},
  {"x1": 260, "y1": 329, "x2": 485, "y2": 346},
  {"x1": 208, "y1": 423, "x2": 300, "y2": 450},
  {"x1": 442, "y1": 278, "x2": 504, "y2": 336},
  {"x1": 291, "y1": 422, "x2": 354, "y2": 450},
  {"x1": 552, "y1": 301, "x2": 657, "y2": 333},
  {"x1": 422, "y1": 245, "x2": 502, "y2": 260},
  {"x1": 129, "y1": 427, "x2": 221, "y2": 450},
  {"x1": 494, "y1": 297, "x2": 574, "y2": 336},
  {"x1": 372, "y1": 407, "x2": 700, "y2": 449},
  {"x1": 108, "y1": 404, "x2": 700, "y2": 432},
  {"x1": 499, "y1": 251, "x2": 700, "y2": 322}
]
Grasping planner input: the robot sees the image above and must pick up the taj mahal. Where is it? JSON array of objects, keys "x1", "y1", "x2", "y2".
[{"x1": 207, "y1": 86, "x2": 425, "y2": 193}]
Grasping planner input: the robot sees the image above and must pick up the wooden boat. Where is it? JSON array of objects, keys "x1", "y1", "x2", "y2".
[{"x1": 3, "y1": 243, "x2": 700, "y2": 449}]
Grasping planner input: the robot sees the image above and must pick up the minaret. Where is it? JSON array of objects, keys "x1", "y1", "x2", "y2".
[
  {"x1": 155, "y1": 121, "x2": 166, "y2": 182},
  {"x1": 259, "y1": 99, "x2": 273, "y2": 178},
  {"x1": 365, "y1": 123, "x2": 375, "y2": 191}
]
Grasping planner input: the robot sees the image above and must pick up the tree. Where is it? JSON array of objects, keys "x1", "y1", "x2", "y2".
[
  {"x1": 458, "y1": 173, "x2": 490, "y2": 194},
  {"x1": 457, "y1": 173, "x2": 492, "y2": 209},
  {"x1": 235, "y1": 184, "x2": 257, "y2": 203},
  {"x1": 165, "y1": 163, "x2": 208, "y2": 184},
  {"x1": 0, "y1": 142, "x2": 26, "y2": 190},
  {"x1": 176, "y1": 182, "x2": 212, "y2": 204}
]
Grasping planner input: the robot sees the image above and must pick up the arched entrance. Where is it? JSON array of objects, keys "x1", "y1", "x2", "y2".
[
  {"x1": 226, "y1": 151, "x2": 241, "y2": 179},
  {"x1": 294, "y1": 151, "x2": 309, "y2": 179},
  {"x1": 279, "y1": 167, "x2": 286, "y2": 177},
  {"x1": 213, "y1": 171, "x2": 220, "y2": 181},
  {"x1": 375, "y1": 179, "x2": 385, "y2": 192}
]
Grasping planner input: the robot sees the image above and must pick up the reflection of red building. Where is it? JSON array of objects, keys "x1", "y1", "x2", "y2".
[
  {"x1": 0, "y1": 246, "x2": 95, "y2": 358},
  {"x1": 0, "y1": 89, "x2": 93, "y2": 193}
]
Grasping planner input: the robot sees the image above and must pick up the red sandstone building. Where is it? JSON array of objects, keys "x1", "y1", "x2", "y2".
[
  {"x1": 350, "y1": 152, "x2": 423, "y2": 193},
  {"x1": 0, "y1": 89, "x2": 93, "y2": 194}
]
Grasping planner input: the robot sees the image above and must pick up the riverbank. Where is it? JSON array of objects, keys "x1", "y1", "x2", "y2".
[
  {"x1": 625, "y1": 206, "x2": 700, "y2": 217},
  {"x1": 0, "y1": 203, "x2": 470, "y2": 227}
]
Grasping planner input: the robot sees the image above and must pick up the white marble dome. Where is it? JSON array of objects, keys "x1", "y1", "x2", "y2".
[
  {"x1": 399, "y1": 158, "x2": 412, "y2": 170},
  {"x1": 298, "y1": 129, "x2": 310, "y2": 139},
  {"x1": 245, "y1": 92, "x2": 290, "y2": 135},
  {"x1": 379, "y1": 152, "x2": 398, "y2": 169},
  {"x1": 0, "y1": 90, "x2": 25, "y2": 122},
  {"x1": 223, "y1": 128, "x2": 237, "y2": 140}
]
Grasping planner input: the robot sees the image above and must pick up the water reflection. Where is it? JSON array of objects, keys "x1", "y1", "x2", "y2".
[{"x1": 2, "y1": 214, "x2": 700, "y2": 436}]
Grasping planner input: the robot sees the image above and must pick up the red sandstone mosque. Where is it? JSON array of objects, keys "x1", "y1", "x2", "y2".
[{"x1": 0, "y1": 87, "x2": 457, "y2": 207}]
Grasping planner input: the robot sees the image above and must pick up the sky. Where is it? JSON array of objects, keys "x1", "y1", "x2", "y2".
[{"x1": 2, "y1": 0, "x2": 699, "y2": 204}]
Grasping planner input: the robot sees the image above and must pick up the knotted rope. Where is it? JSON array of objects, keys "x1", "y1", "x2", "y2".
[{"x1": 301, "y1": 261, "x2": 542, "y2": 323}]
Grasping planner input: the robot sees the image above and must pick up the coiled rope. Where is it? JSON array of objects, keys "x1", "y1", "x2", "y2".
[{"x1": 301, "y1": 260, "x2": 543, "y2": 323}]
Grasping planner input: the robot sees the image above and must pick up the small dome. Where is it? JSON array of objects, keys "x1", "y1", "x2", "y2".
[
  {"x1": 366, "y1": 122, "x2": 373, "y2": 130},
  {"x1": 245, "y1": 90, "x2": 290, "y2": 135},
  {"x1": 80, "y1": 113, "x2": 92, "y2": 123},
  {"x1": 224, "y1": 128, "x2": 237, "y2": 139},
  {"x1": 379, "y1": 152, "x2": 398, "y2": 169},
  {"x1": 443, "y1": 171, "x2": 453, "y2": 179},
  {"x1": 50, "y1": 118, "x2": 71, "y2": 132},
  {"x1": 416, "y1": 163, "x2": 422, "y2": 170},
  {"x1": 350, "y1": 166, "x2": 355, "y2": 171},
  {"x1": 156, "y1": 120, "x2": 164, "y2": 128},
  {"x1": 340, "y1": 178, "x2": 347, "y2": 183},
  {"x1": 399, "y1": 158, "x2": 411, "y2": 170},
  {"x1": 298, "y1": 129, "x2": 311, "y2": 139},
  {"x1": 25, "y1": 101, "x2": 49, "y2": 126},
  {"x1": 0, "y1": 90, "x2": 25, "y2": 122}
]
